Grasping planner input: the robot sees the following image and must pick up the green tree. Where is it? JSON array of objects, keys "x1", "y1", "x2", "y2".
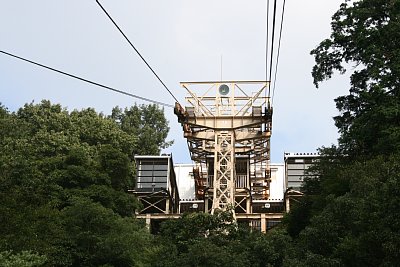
[
  {"x1": 151, "y1": 212, "x2": 292, "y2": 267},
  {"x1": 283, "y1": 1, "x2": 400, "y2": 265},
  {"x1": 311, "y1": 0, "x2": 400, "y2": 158},
  {"x1": 110, "y1": 104, "x2": 173, "y2": 155},
  {"x1": 62, "y1": 197, "x2": 152, "y2": 267},
  {"x1": 0, "y1": 251, "x2": 47, "y2": 267},
  {"x1": 0, "y1": 100, "x2": 169, "y2": 266},
  {"x1": 288, "y1": 155, "x2": 400, "y2": 266}
]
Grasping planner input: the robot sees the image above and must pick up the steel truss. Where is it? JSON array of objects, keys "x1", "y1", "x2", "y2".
[{"x1": 175, "y1": 81, "x2": 272, "y2": 215}]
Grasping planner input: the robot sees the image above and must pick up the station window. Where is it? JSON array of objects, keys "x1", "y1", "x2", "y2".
[{"x1": 136, "y1": 160, "x2": 168, "y2": 190}]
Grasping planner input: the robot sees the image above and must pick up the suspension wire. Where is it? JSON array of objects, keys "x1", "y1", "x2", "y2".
[
  {"x1": 265, "y1": 0, "x2": 270, "y2": 84},
  {"x1": 0, "y1": 50, "x2": 174, "y2": 108},
  {"x1": 95, "y1": 0, "x2": 180, "y2": 104},
  {"x1": 267, "y1": 0, "x2": 278, "y2": 98},
  {"x1": 271, "y1": 0, "x2": 286, "y2": 105}
]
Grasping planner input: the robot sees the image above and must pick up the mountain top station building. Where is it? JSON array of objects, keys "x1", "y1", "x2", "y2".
[
  {"x1": 131, "y1": 152, "x2": 318, "y2": 233},
  {"x1": 131, "y1": 81, "x2": 319, "y2": 232}
]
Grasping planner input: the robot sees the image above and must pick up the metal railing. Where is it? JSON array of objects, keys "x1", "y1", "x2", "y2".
[
  {"x1": 207, "y1": 175, "x2": 248, "y2": 189},
  {"x1": 236, "y1": 174, "x2": 248, "y2": 188}
]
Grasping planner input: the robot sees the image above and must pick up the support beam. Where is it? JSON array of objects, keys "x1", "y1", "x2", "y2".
[
  {"x1": 212, "y1": 132, "x2": 235, "y2": 212},
  {"x1": 261, "y1": 213, "x2": 267, "y2": 233},
  {"x1": 175, "y1": 81, "x2": 273, "y2": 219},
  {"x1": 145, "y1": 214, "x2": 151, "y2": 230}
]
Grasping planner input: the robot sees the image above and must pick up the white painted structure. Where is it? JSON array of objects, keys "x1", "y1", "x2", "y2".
[
  {"x1": 268, "y1": 163, "x2": 285, "y2": 202},
  {"x1": 174, "y1": 162, "x2": 285, "y2": 203},
  {"x1": 174, "y1": 164, "x2": 196, "y2": 200}
]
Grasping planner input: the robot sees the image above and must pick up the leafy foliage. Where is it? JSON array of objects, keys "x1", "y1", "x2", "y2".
[
  {"x1": 0, "y1": 100, "x2": 171, "y2": 266},
  {"x1": 0, "y1": 251, "x2": 47, "y2": 267},
  {"x1": 149, "y1": 212, "x2": 293, "y2": 267},
  {"x1": 283, "y1": 0, "x2": 400, "y2": 266},
  {"x1": 110, "y1": 104, "x2": 173, "y2": 155},
  {"x1": 286, "y1": 155, "x2": 400, "y2": 266},
  {"x1": 311, "y1": 0, "x2": 400, "y2": 158}
]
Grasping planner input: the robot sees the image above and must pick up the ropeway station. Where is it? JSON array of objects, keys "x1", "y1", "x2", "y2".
[
  {"x1": 175, "y1": 81, "x2": 273, "y2": 213},
  {"x1": 132, "y1": 81, "x2": 290, "y2": 232}
]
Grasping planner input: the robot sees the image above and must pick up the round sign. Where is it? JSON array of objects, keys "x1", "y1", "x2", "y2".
[{"x1": 219, "y1": 84, "x2": 229, "y2": 95}]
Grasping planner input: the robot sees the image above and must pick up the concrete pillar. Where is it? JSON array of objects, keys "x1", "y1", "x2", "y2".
[
  {"x1": 145, "y1": 214, "x2": 151, "y2": 231},
  {"x1": 285, "y1": 197, "x2": 290, "y2": 212},
  {"x1": 261, "y1": 213, "x2": 267, "y2": 233},
  {"x1": 165, "y1": 198, "x2": 170, "y2": 214}
]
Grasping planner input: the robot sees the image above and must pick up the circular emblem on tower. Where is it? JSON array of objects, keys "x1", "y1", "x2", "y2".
[{"x1": 219, "y1": 84, "x2": 229, "y2": 95}]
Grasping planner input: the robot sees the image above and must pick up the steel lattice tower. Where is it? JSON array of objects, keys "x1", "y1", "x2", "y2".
[{"x1": 175, "y1": 81, "x2": 272, "y2": 216}]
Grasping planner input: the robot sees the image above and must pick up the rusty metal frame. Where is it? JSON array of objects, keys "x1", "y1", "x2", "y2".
[{"x1": 175, "y1": 81, "x2": 273, "y2": 215}]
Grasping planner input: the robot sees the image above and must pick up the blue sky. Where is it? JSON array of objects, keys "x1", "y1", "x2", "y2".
[{"x1": 0, "y1": 0, "x2": 349, "y2": 163}]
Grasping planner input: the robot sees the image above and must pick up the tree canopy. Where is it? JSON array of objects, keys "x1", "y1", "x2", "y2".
[
  {"x1": 0, "y1": 101, "x2": 171, "y2": 266},
  {"x1": 281, "y1": 0, "x2": 400, "y2": 265},
  {"x1": 311, "y1": 0, "x2": 400, "y2": 157}
]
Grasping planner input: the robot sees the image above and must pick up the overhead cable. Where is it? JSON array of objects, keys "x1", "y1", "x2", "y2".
[
  {"x1": 268, "y1": 0, "x2": 278, "y2": 98},
  {"x1": 95, "y1": 0, "x2": 180, "y2": 104},
  {"x1": 272, "y1": 0, "x2": 286, "y2": 104},
  {"x1": 0, "y1": 50, "x2": 174, "y2": 108}
]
